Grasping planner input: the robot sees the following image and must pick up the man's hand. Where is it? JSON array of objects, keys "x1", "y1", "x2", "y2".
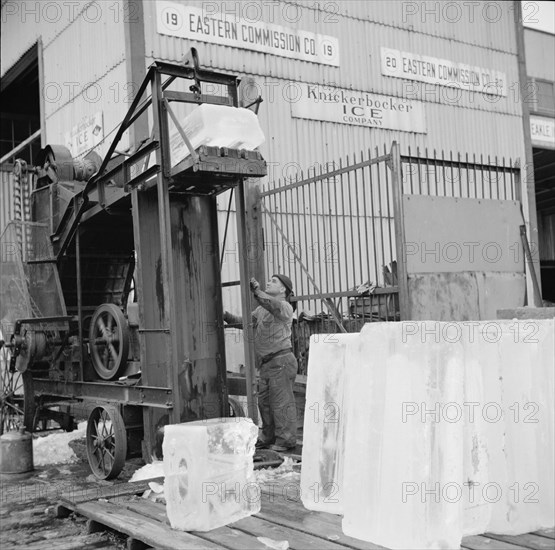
[{"x1": 249, "y1": 277, "x2": 260, "y2": 293}]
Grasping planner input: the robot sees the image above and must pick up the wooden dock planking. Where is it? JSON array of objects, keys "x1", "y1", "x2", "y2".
[
  {"x1": 256, "y1": 490, "x2": 385, "y2": 549},
  {"x1": 56, "y1": 479, "x2": 554, "y2": 550},
  {"x1": 119, "y1": 495, "x2": 358, "y2": 550},
  {"x1": 231, "y1": 514, "x2": 354, "y2": 550},
  {"x1": 122, "y1": 498, "x2": 271, "y2": 550},
  {"x1": 74, "y1": 500, "x2": 224, "y2": 549},
  {"x1": 5, "y1": 534, "x2": 111, "y2": 550},
  {"x1": 483, "y1": 533, "x2": 555, "y2": 550},
  {"x1": 461, "y1": 534, "x2": 541, "y2": 550},
  {"x1": 60, "y1": 478, "x2": 164, "y2": 507},
  {"x1": 532, "y1": 529, "x2": 555, "y2": 540}
]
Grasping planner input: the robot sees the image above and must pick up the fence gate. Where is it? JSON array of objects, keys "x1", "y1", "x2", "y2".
[
  {"x1": 260, "y1": 142, "x2": 405, "y2": 373},
  {"x1": 398, "y1": 147, "x2": 523, "y2": 320}
]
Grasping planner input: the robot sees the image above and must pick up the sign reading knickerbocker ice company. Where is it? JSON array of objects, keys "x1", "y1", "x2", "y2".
[
  {"x1": 291, "y1": 83, "x2": 426, "y2": 133},
  {"x1": 64, "y1": 112, "x2": 104, "y2": 157},
  {"x1": 156, "y1": 1, "x2": 340, "y2": 67}
]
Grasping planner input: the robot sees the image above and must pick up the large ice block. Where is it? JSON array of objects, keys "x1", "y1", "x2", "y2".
[
  {"x1": 163, "y1": 417, "x2": 260, "y2": 531},
  {"x1": 300, "y1": 319, "x2": 554, "y2": 549},
  {"x1": 301, "y1": 333, "x2": 359, "y2": 514},
  {"x1": 476, "y1": 320, "x2": 555, "y2": 534},
  {"x1": 461, "y1": 351, "x2": 493, "y2": 536},
  {"x1": 169, "y1": 104, "x2": 265, "y2": 166},
  {"x1": 341, "y1": 322, "x2": 465, "y2": 550}
]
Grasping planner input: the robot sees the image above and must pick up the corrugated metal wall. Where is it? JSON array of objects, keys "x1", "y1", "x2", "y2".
[
  {"x1": 1, "y1": 1, "x2": 126, "y2": 76},
  {"x1": 1, "y1": 1, "x2": 129, "y2": 160},
  {"x1": 44, "y1": 61, "x2": 131, "y2": 159},
  {"x1": 41, "y1": 2, "x2": 128, "y2": 158},
  {"x1": 291, "y1": 0, "x2": 519, "y2": 52},
  {"x1": 2, "y1": 1, "x2": 526, "y2": 171},
  {"x1": 143, "y1": 0, "x2": 525, "y2": 174}
]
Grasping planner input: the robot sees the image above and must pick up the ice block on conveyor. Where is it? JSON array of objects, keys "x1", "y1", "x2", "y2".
[
  {"x1": 163, "y1": 417, "x2": 260, "y2": 531},
  {"x1": 168, "y1": 104, "x2": 265, "y2": 166},
  {"x1": 301, "y1": 333, "x2": 359, "y2": 514},
  {"x1": 342, "y1": 322, "x2": 465, "y2": 550}
]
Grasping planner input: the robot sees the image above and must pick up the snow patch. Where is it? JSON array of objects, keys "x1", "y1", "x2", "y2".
[{"x1": 33, "y1": 422, "x2": 87, "y2": 466}]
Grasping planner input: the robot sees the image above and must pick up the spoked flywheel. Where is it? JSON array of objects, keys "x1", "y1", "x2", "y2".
[
  {"x1": 89, "y1": 304, "x2": 129, "y2": 380},
  {"x1": 86, "y1": 405, "x2": 127, "y2": 480},
  {"x1": 0, "y1": 342, "x2": 35, "y2": 434}
]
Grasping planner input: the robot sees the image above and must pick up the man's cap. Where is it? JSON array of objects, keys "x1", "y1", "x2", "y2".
[{"x1": 273, "y1": 274, "x2": 293, "y2": 295}]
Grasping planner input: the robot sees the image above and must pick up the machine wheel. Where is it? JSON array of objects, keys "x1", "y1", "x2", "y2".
[
  {"x1": 89, "y1": 304, "x2": 129, "y2": 380},
  {"x1": 228, "y1": 397, "x2": 246, "y2": 418},
  {"x1": 0, "y1": 343, "x2": 35, "y2": 434},
  {"x1": 86, "y1": 405, "x2": 127, "y2": 480}
]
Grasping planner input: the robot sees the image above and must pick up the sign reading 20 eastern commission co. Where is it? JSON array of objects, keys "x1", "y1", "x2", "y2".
[
  {"x1": 291, "y1": 83, "x2": 426, "y2": 133},
  {"x1": 156, "y1": 1, "x2": 340, "y2": 67},
  {"x1": 381, "y1": 48, "x2": 507, "y2": 97}
]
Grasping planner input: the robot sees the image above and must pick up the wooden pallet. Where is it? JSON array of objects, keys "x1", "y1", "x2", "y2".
[{"x1": 56, "y1": 479, "x2": 555, "y2": 550}]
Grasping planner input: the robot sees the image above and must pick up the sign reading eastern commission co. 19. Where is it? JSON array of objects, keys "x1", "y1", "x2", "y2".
[
  {"x1": 291, "y1": 83, "x2": 426, "y2": 133},
  {"x1": 381, "y1": 48, "x2": 507, "y2": 97},
  {"x1": 156, "y1": 1, "x2": 340, "y2": 67}
]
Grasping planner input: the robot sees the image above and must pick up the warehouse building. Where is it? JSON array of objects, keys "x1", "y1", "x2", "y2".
[{"x1": 1, "y1": 0, "x2": 553, "y2": 331}]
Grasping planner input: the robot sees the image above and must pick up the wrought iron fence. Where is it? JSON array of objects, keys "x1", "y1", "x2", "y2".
[
  {"x1": 261, "y1": 145, "x2": 399, "y2": 373},
  {"x1": 401, "y1": 147, "x2": 520, "y2": 201},
  {"x1": 260, "y1": 143, "x2": 522, "y2": 373}
]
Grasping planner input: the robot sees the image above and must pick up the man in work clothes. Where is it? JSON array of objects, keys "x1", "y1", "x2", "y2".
[{"x1": 224, "y1": 274, "x2": 297, "y2": 452}]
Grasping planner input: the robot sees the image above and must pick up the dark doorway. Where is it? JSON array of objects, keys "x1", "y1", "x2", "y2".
[
  {"x1": 0, "y1": 43, "x2": 41, "y2": 165},
  {"x1": 534, "y1": 146, "x2": 555, "y2": 303}
]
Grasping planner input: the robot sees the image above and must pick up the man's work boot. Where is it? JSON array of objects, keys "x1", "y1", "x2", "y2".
[{"x1": 270, "y1": 443, "x2": 296, "y2": 453}]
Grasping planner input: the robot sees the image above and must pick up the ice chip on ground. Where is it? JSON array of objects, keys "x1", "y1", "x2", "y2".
[
  {"x1": 257, "y1": 537, "x2": 289, "y2": 550},
  {"x1": 33, "y1": 421, "x2": 86, "y2": 466},
  {"x1": 148, "y1": 481, "x2": 164, "y2": 494},
  {"x1": 301, "y1": 333, "x2": 358, "y2": 514},
  {"x1": 163, "y1": 417, "x2": 260, "y2": 531},
  {"x1": 129, "y1": 460, "x2": 165, "y2": 482}
]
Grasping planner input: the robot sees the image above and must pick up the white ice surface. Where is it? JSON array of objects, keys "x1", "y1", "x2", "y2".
[
  {"x1": 163, "y1": 417, "x2": 260, "y2": 532},
  {"x1": 301, "y1": 319, "x2": 555, "y2": 550},
  {"x1": 33, "y1": 421, "x2": 86, "y2": 466},
  {"x1": 300, "y1": 333, "x2": 358, "y2": 514}
]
